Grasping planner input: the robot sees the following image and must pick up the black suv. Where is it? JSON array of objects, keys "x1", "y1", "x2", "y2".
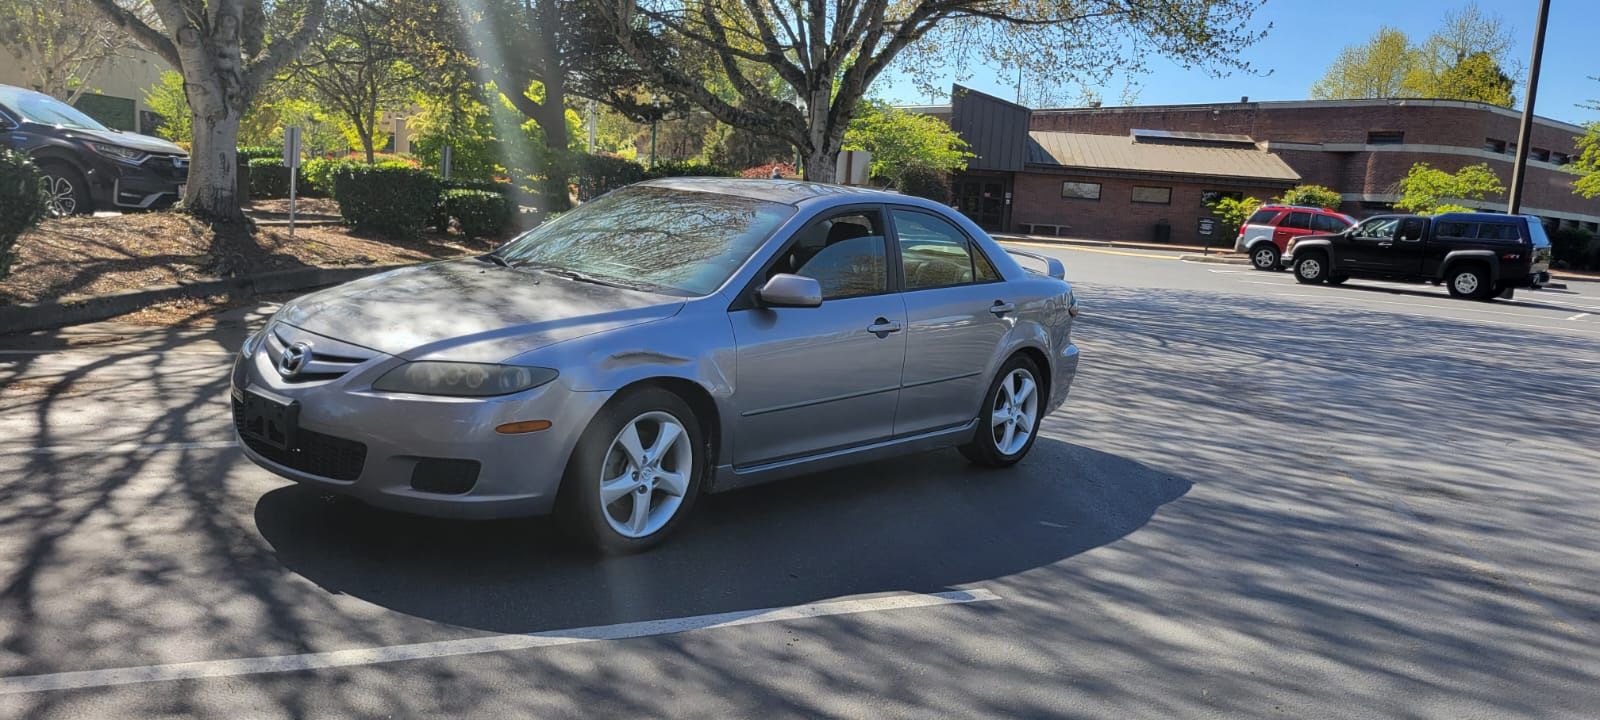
[
  {"x1": 0, "y1": 84, "x2": 189, "y2": 215},
  {"x1": 1283, "y1": 212, "x2": 1553, "y2": 300}
]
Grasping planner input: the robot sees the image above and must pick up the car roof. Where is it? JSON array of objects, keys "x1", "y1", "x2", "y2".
[
  {"x1": 1260, "y1": 204, "x2": 1344, "y2": 214},
  {"x1": 1432, "y1": 212, "x2": 1524, "y2": 223},
  {"x1": 639, "y1": 177, "x2": 916, "y2": 209}
]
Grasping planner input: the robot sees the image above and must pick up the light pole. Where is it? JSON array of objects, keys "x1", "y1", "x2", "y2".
[{"x1": 1507, "y1": 0, "x2": 1552, "y2": 215}]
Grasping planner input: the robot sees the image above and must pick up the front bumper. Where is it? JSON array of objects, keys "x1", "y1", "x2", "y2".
[
  {"x1": 87, "y1": 154, "x2": 187, "y2": 209},
  {"x1": 231, "y1": 326, "x2": 607, "y2": 519}
]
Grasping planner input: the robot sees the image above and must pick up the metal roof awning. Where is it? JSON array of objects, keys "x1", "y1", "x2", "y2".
[{"x1": 1026, "y1": 131, "x2": 1302, "y2": 183}]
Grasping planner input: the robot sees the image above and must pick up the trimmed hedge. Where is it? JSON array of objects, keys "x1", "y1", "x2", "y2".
[
  {"x1": 333, "y1": 165, "x2": 442, "y2": 237},
  {"x1": 1, "y1": 149, "x2": 46, "y2": 279},
  {"x1": 573, "y1": 154, "x2": 644, "y2": 202},
  {"x1": 237, "y1": 146, "x2": 283, "y2": 163},
  {"x1": 442, "y1": 177, "x2": 514, "y2": 195},
  {"x1": 1551, "y1": 227, "x2": 1599, "y2": 271},
  {"x1": 439, "y1": 189, "x2": 516, "y2": 238},
  {"x1": 645, "y1": 160, "x2": 737, "y2": 179},
  {"x1": 247, "y1": 158, "x2": 294, "y2": 199}
]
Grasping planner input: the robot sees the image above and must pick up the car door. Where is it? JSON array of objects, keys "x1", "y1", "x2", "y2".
[
  {"x1": 1342, "y1": 217, "x2": 1400, "y2": 270},
  {"x1": 727, "y1": 207, "x2": 907, "y2": 466},
  {"x1": 1273, "y1": 211, "x2": 1314, "y2": 249},
  {"x1": 887, "y1": 206, "x2": 1012, "y2": 436}
]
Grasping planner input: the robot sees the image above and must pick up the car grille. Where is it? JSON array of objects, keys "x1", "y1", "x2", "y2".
[
  {"x1": 233, "y1": 398, "x2": 367, "y2": 481},
  {"x1": 146, "y1": 155, "x2": 188, "y2": 180},
  {"x1": 262, "y1": 324, "x2": 374, "y2": 382}
]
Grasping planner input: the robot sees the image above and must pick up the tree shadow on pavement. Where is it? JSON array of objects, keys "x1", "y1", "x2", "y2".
[{"x1": 253, "y1": 439, "x2": 1191, "y2": 634}]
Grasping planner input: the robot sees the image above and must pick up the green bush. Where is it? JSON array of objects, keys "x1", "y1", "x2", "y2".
[
  {"x1": 237, "y1": 146, "x2": 283, "y2": 163},
  {"x1": 247, "y1": 158, "x2": 295, "y2": 199},
  {"x1": 0, "y1": 149, "x2": 46, "y2": 278},
  {"x1": 439, "y1": 189, "x2": 516, "y2": 238},
  {"x1": 1276, "y1": 184, "x2": 1343, "y2": 210},
  {"x1": 891, "y1": 166, "x2": 952, "y2": 203},
  {"x1": 333, "y1": 165, "x2": 442, "y2": 237},
  {"x1": 303, "y1": 157, "x2": 417, "y2": 197},
  {"x1": 573, "y1": 153, "x2": 646, "y2": 201},
  {"x1": 442, "y1": 177, "x2": 514, "y2": 195},
  {"x1": 644, "y1": 160, "x2": 737, "y2": 179},
  {"x1": 1550, "y1": 227, "x2": 1599, "y2": 271}
]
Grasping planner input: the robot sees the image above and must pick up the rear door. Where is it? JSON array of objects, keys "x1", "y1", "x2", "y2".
[
  {"x1": 1272, "y1": 211, "x2": 1316, "y2": 250},
  {"x1": 727, "y1": 206, "x2": 907, "y2": 466},
  {"x1": 887, "y1": 206, "x2": 1012, "y2": 436}
]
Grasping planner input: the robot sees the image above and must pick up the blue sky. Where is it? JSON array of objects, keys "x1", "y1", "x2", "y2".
[{"x1": 879, "y1": 0, "x2": 1598, "y2": 126}]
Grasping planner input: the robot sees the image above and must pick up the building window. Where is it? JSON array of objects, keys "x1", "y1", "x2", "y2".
[
  {"x1": 1201, "y1": 189, "x2": 1242, "y2": 206},
  {"x1": 1130, "y1": 186, "x2": 1172, "y2": 205},
  {"x1": 1060, "y1": 181, "x2": 1101, "y2": 200},
  {"x1": 1367, "y1": 131, "x2": 1405, "y2": 145},
  {"x1": 1585, "y1": 222, "x2": 1599, "y2": 233},
  {"x1": 1552, "y1": 152, "x2": 1571, "y2": 166},
  {"x1": 1484, "y1": 138, "x2": 1508, "y2": 153},
  {"x1": 1530, "y1": 147, "x2": 1552, "y2": 162}
]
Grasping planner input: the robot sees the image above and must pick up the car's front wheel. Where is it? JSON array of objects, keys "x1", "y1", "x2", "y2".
[
  {"x1": 37, "y1": 162, "x2": 93, "y2": 216},
  {"x1": 1294, "y1": 252, "x2": 1328, "y2": 284},
  {"x1": 562, "y1": 387, "x2": 704, "y2": 553},
  {"x1": 1250, "y1": 244, "x2": 1281, "y2": 271},
  {"x1": 961, "y1": 355, "x2": 1044, "y2": 468}
]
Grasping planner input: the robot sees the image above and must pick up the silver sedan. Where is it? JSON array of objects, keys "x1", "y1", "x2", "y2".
[{"x1": 232, "y1": 178, "x2": 1081, "y2": 552}]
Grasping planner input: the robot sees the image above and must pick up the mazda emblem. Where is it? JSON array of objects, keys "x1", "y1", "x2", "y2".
[{"x1": 278, "y1": 342, "x2": 311, "y2": 378}]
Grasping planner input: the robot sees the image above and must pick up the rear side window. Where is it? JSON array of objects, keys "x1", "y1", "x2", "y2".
[
  {"x1": 1311, "y1": 214, "x2": 1347, "y2": 233},
  {"x1": 891, "y1": 209, "x2": 997, "y2": 290},
  {"x1": 1246, "y1": 209, "x2": 1280, "y2": 226},
  {"x1": 1478, "y1": 223, "x2": 1521, "y2": 241},
  {"x1": 1283, "y1": 212, "x2": 1313, "y2": 230},
  {"x1": 1437, "y1": 222, "x2": 1476, "y2": 238}
]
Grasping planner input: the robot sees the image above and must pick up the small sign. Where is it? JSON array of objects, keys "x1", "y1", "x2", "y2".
[
  {"x1": 1197, "y1": 217, "x2": 1217, "y2": 236},
  {"x1": 283, "y1": 126, "x2": 301, "y2": 169}
]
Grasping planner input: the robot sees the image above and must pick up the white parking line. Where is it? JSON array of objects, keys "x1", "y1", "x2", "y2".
[
  {"x1": 1272, "y1": 292, "x2": 1595, "y2": 334},
  {"x1": 0, "y1": 588, "x2": 1000, "y2": 695},
  {"x1": 1570, "y1": 313, "x2": 1592, "y2": 322}
]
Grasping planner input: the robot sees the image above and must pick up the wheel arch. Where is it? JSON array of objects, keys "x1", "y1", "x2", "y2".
[
  {"x1": 1440, "y1": 250, "x2": 1500, "y2": 286},
  {"x1": 604, "y1": 376, "x2": 722, "y2": 493}
]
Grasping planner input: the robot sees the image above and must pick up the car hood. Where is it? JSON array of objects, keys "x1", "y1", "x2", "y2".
[
  {"x1": 276, "y1": 259, "x2": 685, "y2": 362},
  {"x1": 55, "y1": 126, "x2": 188, "y2": 156}
]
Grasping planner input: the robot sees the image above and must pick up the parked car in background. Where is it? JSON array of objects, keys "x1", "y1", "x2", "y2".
[
  {"x1": 1234, "y1": 204, "x2": 1356, "y2": 271},
  {"x1": 233, "y1": 179, "x2": 1082, "y2": 552},
  {"x1": 1284, "y1": 212, "x2": 1553, "y2": 299},
  {"x1": 0, "y1": 84, "x2": 189, "y2": 216}
]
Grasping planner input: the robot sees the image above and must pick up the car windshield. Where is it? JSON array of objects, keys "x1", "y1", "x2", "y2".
[
  {"x1": 494, "y1": 185, "x2": 794, "y2": 296},
  {"x1": 0, "y1": 86, "x2": 109, "y2": 131}
]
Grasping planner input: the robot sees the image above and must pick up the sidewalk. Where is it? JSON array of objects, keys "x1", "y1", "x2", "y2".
[{"x1": 992, "y1": 232, "x2": 1241, "y2": 257}]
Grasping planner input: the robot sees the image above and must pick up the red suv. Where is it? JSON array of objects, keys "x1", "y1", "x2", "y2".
[{"x1": 1234, "y1": 205, "x2": 1355, "y2": 271}]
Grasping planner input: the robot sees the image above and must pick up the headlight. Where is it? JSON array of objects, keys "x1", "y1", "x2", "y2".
[
  {"x1": 86, "y1": 141, "x2": 148, "y2": 164},
  {"x1": 372, "y1": 362, "x2": 558, "y2": 397},
  {"x1": 241, "y1": 328, "x2": 264, "y2": 357}
]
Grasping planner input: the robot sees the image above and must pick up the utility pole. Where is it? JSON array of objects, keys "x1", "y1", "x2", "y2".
[
  {"x1": 586, "y1": 99, "x2": 596, "y2": 154},
  {"x1": 1507, "y1": 0, "x2": 1551, "y2": 215}
]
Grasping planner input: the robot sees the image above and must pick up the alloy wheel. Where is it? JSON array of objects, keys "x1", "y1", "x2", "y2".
[
  {"x1": 598, "y1": 411, "x2": 692, "y2": 539},
  {"x1": 991, "y1": 368, "x2": 1040, "y2": 456},
  {"x1": 1254, "y1": 247, "x2": 1276, "y2": 269},
  {"x1": 40, "y1": 174, "x2": 77, "y2": 216}
]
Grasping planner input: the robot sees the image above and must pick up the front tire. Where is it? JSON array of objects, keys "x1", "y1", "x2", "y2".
[
  {"x1": 37, "y1": 162, "x2": 93, "y2": 216},
  {"x1": 561, "y1": 387, "x2": 704, "y2": 553},
  {"x1": 960, "y1": 355, "x2": 1044, "y2": 468},
  {"x1": 1249, "y1": 243, "x2": 1281, "y2": 271},
  {"x1": 1446, "y1": 265, "x2": 1490, "y2": 300},
  {"x1": 1294, "y1": 252, "x2": 1328, "y2": 284}
]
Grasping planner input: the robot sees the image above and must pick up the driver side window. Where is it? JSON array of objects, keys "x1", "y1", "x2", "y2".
[
  {"x1": 765, "y1": 211, "x2": 887, "y2": 300},
  {"x1": 1354, "y1": 218, "x2": 1399, "y2": 239}
]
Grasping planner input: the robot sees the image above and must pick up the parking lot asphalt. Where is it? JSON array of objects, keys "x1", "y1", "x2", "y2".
[{"x1": 2, "y1": 247, "x2": 1598, "y2": 719}]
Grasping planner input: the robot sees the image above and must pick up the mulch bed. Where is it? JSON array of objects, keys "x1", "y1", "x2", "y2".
[{"x1": 0, "y1": 211, "x2": 499, "y2": 306}]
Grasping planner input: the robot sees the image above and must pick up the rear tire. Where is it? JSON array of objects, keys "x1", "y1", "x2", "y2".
[
  {"x1": 37, "y1": 162, "x2": 93, "y2": 216},
  {"x1": 960, "y1": 355, "x2": 1044, "y2": 468},
  {"x1": 560, "y1": 387, "x2": 705, "y2": 554},
  {"x1": 1446, "y1": 265, "x2": 1490, "y2": 300},
  {"x1": 1294, "y1": 252, "x2": 1328, "y2": 284},
  {"x1": 1249, "y1": 244, "x2": 1281, "y2": 272}
]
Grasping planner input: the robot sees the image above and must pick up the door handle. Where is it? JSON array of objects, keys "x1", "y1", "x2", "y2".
[
  {"x1": 866, "y1": 318, "x2": 902, "y2": 335},
  {"x1": 989, "y1": 301, "x2": 1016, "y2": 316},
  {"x1": 1378, "y1": 242, "x2": 1393, "y2": 248}
]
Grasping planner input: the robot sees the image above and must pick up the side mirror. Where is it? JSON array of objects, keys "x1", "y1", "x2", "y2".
[{"x1": 757, "y1": 273, "x2": 822, "y2": 308}]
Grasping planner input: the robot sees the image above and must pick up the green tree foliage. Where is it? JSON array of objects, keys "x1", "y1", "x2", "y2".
[
  {"x1": 0, "y1": 149, "x2": 46, "y2": 279},
  {"x1": 843, "y1": 101, "x2": 972, "y2": 190},
  {"x1": 1571, "y1": 82, "x2": 1600, "y2": 200},
  {"x1": 143, "y1": 71, "x2": 192, "y2": 144},
  {"x1": 289, "y1": 0, "x2": 419, "y2": 164},
  {"x1": 1276, "y1": 185, "x2": 1342, "y2": 210},
  {"x1": 0, "y1": 0, "x2": 148, "y2": 103},
  {"x1": 1310, "y1": 27, "x2": 1413, "y2": 100},
  {"x1": 1395, "y1": 162, "x2": 1504, "y2": 215},
  {"x1": 1206, "y1": 195, "x2": 1261, "y2": 237},
  {"x1": 1417, "y1": 51, "x2": 1514, "y2": 107}
]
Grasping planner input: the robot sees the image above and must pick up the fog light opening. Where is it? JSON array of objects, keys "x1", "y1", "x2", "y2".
[{"x1": 496, "y1": 420, "x2": 553, "y2": 434}]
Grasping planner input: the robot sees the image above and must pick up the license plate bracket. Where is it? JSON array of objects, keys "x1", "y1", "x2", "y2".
[{"x1": 241, "y1": 387, "x2": 298, "y2": 451}]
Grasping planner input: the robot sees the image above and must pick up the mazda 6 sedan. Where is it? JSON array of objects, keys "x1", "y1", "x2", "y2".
[{"x1": 233, "y1": 178, "x2": 1081, "y2": 552}]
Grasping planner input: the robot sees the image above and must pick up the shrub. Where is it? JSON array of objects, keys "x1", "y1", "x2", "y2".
[
  {"x1": 247, "y1": 158, "x2": 295, "y2": 199},
  {"x1": 573, "y1": 153, "x2": 646, "y2": 201},
  {"x1": 1550, "y1": 227, "x2": 1599, "y2": 271},
  {"x1": 890, "y1": 166, "x2": 952, "y2": 203},
  {"x1": 644, "y1": 160, "x2": 737, "y2": 179},
  {"x1": 442, "y1": 177, "x2": 514, "y2": 195},
  {"x1": 1276, "y1": 184, "x2": 1342, "y2": 210},
  {"x1": 0, "y1": 149, "x2": 46, "y2": 278},
  {"x1": 439, "y1": 189, "x2": 516, "y2": 238},
  {"x1": 237, "y1": 146, "x2": 283, "y2": 164},
  {"x1": 740, "y1": 162, "x2": 796, "y2": 179},
  {"x1": 303, "y1": 157, "x2": 417, "y2": 197},
  {"x1": 333, "y1": 165, "x2": 442, "y2": 237}
]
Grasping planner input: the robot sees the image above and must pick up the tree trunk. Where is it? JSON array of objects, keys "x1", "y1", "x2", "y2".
[
  {"x1": 801, "y1": 87, "x2": 840, "y2": 183},
  {"x1": 184, "y1": 96, "x2": 244, "y2": 221},
  {"x1": 535, "y1": 97, "x2": 570, "y2": 212}
]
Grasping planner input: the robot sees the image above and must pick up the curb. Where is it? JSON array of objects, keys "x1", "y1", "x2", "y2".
[
  {"x1": 993, "y1": 233, "x2": 1228, "y2": 255},
  {"x1": 1552, "y1": 273, "x2": 1600, "y2": 285},
  {"x1": 1179, "y1": 254, "x2": 1250, "y2": 265},
  {"x1": 0, "y1": 263, "x2": 410, "y2": 334}
]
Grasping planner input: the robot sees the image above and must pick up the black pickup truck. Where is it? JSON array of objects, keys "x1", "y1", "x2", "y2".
[{"x1": 1283, "y1": 212, "x2": 1553, "y2": 300}]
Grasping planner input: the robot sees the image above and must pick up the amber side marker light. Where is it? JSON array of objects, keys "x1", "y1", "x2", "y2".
[{"x1": 496, "y1": 420, "x2": 553, "y2": 434}]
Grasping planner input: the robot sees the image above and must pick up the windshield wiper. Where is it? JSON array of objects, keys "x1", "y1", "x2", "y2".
[
  {"x1": 536, "y1": 266, "x2": 621, "y2": 287},
  {"x1": 479, "y1": 253, "x2": 512, "y2": 268}
]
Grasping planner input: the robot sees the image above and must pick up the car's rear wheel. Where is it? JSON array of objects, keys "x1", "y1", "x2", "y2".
[
  {"x1": 1249, "y1": 244, "x2": 1281, "y2": 271},
  {"x1": 37, "y1": 162, "x2": 92, "y2": 216},
  {"x1": 960, "y1": 355, "x2": 1043, "y2": 468},
  {"x1": 1446, "y1": 265, "x2": 1490, "y2": 299},
  {"x1": 562, "y1": 387, "x2": 703, "y2": 553},
  {"x1": 1294, "y1": 252, "x2": 1328, "y2": 284}
]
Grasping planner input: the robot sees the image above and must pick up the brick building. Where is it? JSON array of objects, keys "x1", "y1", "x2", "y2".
[{"x1": 915, "y1": 86, "x2": 1600, "y2": 244}]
